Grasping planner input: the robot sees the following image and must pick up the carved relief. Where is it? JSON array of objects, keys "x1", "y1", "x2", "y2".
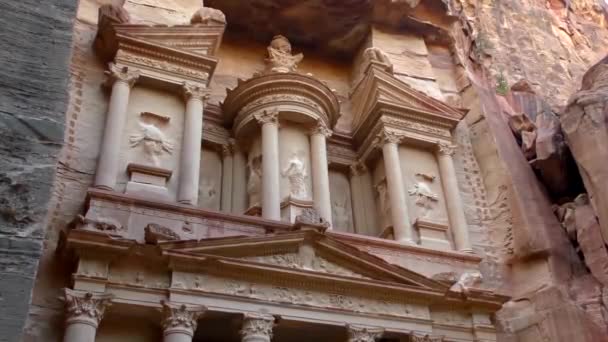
[
  {"x1": 410, "y1": 333, "x2": 445, "y2": 342},
  {"x1": 408, "y1": 173, "x2": 439, "y2": 218},
  {"x1": 253, "y1": 109, "x2": 279, "y2": 125},
  {"x1": 373, "y1": 129, "x2": 404, "y2": 148},
  {"x1": 376, "y1": 179, "x2": 391, "y2": 221},
  {"x1": 362, "y1": 47, "x2": 393, "y2": 73},
  {"x1": 380, "y1": 117, "x2": 451, "y2": 138},
  {"x1": 116, "y1": 51, "x2": 210, "y2": 80},
  {"x1": 144, "y1": 223, "x2": 181, "y2": 244},
  {"x1": 282, "y1": 152, "x2": 308, "y2": 199},
  {"x1": 332, "y1": 197, "x2": 351, "y2": 231},
  {"x1": 247, "y1": 155, "x2": 263, "y2": 207},
  {"x1": 62, "y1": 289, "x2": 113, "y2": 326},
  {"x1": 129, "y1": 121, "x2": 174, "y2": 167},
  {"x1": 75, "y1": 214, "x2": 123, "y2": 233},
  {"x1": 449, "y1": 271, "x2": 483, "y2": 296},
  {"x1": 199, "y1": 179, "x2": 218, "y2": 209},
  {"x1": 99, "y1": 0, "x2": 130, "y2": 25},
  {"x1": 265, "y1": 35, "x2": 303, "y2": 73},
  {"x1": 437, "y1": 142, "x2": 456, "y2": 156},
  {"x1": 241, "y1": 313, "x2": 275, "y2": 340},
  {"x1": 310, "y1": 122, "x2": 333, "y2": 137},
  {"x1": 347, "y1": 324, "x2": 385, "y2": 342},
  {"x1": 295, "y1": 208, "x2": 330, "y2": 229},
  {"x1": 183, "y1": 82, "x2": 209, "y2": 101},
  {"x1": 190, "y1": 2, "x2": 226, "y2": 25}
]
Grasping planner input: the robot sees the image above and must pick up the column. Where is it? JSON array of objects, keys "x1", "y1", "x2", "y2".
[
  {"x1": 94, "y1": 63, "x2": 139, "y2": 190},
  {"x1": 62, "y1": 289, "x2": 113, "y2": 342},
  {"x1": 161, "y1": 301, "x2": 206, "y2": 342},
  {"x1": 232, "y1": 141, "x2": 248, "y2": 214},
  {"x1": 221, "y1": 140, "x2": 234, "y2": 212},
  {"x1": 437, "y1": 142, "x2": 473, "y2": 252},
  {"x1": 240, "y1": 313, "x2": 274, "y2": 342},
  {"x1": 346, "y1": 324, "x2": 384, "y2": 342},
  {"x1": 254, "y1": 110, "x2": 281, "y2": 220},
  {"x1": 310, "y1": 122, "x2": 333, "y2": 227},
  {"x1": 378, "y1": 130, "x2": 414, "y2": 244},
  {"x1": 177, "y1": 82, "x2": 208, "y2": 205}
]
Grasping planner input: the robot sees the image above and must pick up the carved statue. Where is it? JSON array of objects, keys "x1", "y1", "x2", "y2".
[
  {"x1": 190, "y1": 1, "x2": 226, "y2": 25},
  {"x1": 376, "y1": 180, "x2": 391, "y2": 219},
  {"x1": 282, "y1": 153, "x2": 308, "y2": 199},
  {"x1": 449, "y1": 271, "x2": 483, "y2": 296},
  {"x1": 362, "y1": 47, "x2": 393, "y2": 73},
  {"x1": 129, "y1": 122, "x2": 173, "y2": 167},
  {"x1": 99, "y1": 0, "x2": 130, "y2": 25},
  {"x1": 199, "y1": 179, "x2": 217, "y2": 209},
  {"x1": 247, "y1": 155, "x2": 262, "y2": 207},
  {"x1": 264, "y1": 35, "x2": 303, "y2": 73},
  {"x1": 408, "y1": 173, "x2": 439, "y2": 218},
  {"x1": 332, "y1": 198, "x2": 351, "y2": 230}
]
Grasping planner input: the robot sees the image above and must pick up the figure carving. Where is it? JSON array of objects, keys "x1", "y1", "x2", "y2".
[
  {"x1": 408, "y1": 173, "x2": 439, "y2": 218},
  {"x1": 144, "y1": 223, "x2": 181, "y2": 244},
  {"x1": 247, "y1": 155, "x2": 262, "y2": 207},
  {"x1": 282, "y1": 152, "x2": 308, "y2": 199},
  {"x1": 264, "y1": 35, "x2": 303, "y2": 73},
  {"x1": 332, "y1": 198, "x2": 351, "y2": 230},
  {"x1": 362, "y1": 47, "x2": 393, "y2": 73},
  {"x1": 449, "y1": 271, "x2": 483, "y2": 296},
  {"x1": 376, "y1": 180, "x2": 391, "y2": 219},
  {"x1": 199, "y1": 179, "x2": 217, "y2": 208},
  {"x1": 129, "y1": 122, "x2": 173, "y2": 167},
  {"x1": 190, "y1": 1, "x2": 226, "y2": 25}
]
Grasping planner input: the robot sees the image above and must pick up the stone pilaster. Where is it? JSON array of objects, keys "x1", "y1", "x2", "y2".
[
  {"x1": 231, "y1": 140, "x2": 248, "y2": 214},
  {"x1": 376, "y1": 130, "x2": 414, "y2": 244},
  {"x1": 254, "y1": 110, "x2": 281, "y2": 220},
  {"x1": 350, "y1": 161, "x2": 377, "y2": 235},
  {"x1": 221, "y1": 140, "x2": 234, "y2": 212},
  {"x1": 310, "y1": 122, "x2": 333, "y2": 228},
  {"x1": 94, "y1": 63, "x2": 139, "y2": 190},
  {"x1": 62, "y1": 289, "x2": 113, "y2": 342},
  {"x1": 436, "y1": 142, "x2": 472, "y2": 253},
  {"x1": 161, "y1": 301, "x2": 206, "y2": 342},
  {"x1": 347, "y1": 325, "x2": 384, "y2": 342},
  {"x1": 177, "y1": 82, "x2": 208, "y2": 205},
  {"x1": 240, "y1": 313, "x2": 275, "y2": 342}
]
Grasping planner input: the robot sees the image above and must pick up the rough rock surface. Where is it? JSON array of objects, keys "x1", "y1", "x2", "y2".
[{"x1": 0, "y1": 0, "x2": 76, "y2": 341}]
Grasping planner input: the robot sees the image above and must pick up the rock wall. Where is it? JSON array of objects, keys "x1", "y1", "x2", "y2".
[{"x1": 0, "y1": 0, "x2": 77, "y2": 341}]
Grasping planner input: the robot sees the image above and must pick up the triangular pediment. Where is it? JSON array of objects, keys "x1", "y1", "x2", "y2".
[{"x1": 158, "y1": 230, "x2": 448, "y2": 292}]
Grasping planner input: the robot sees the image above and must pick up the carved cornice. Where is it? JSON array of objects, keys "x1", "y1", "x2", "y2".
[
  {"x1": 62, "y1": 289, "x2": 113, "y2": 328},
  {"x1": 347, "y1": 325, "x2": 384, "y2": 342},
  {"x1": 436, "y1": 142, "x2": 456, "y2": 156},
  {"x1": 104, "y1": 63, "x2": 140, "y2": 88},
  {"x1": 240, "y1": 313, "x2": 275, "y2": 340},
  {"x1": 160, "y1": 301, "x2": 206, "y2": 336},
  {"x1": 254, "y1": 110, "x2": 279, "y2": 125},
  {"x1": 183, "y1": 82, "x2": 209, "y2": 102}
]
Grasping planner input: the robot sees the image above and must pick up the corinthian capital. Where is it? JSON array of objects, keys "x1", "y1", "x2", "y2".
[
  {"x1": 104, "y1": 63, "x2": 139, "y2": 88},
  {"x1": 374, "y1": 129, "x2": 404, "y2": 148},
  {"x1": 436, "y1": 142, "x2": 456, "y2": 156},
  {"x1": 240, "y1": 313, "x2": 275, "y2": 340},
  {"x1": 62, "y1": 288, "x2": 113, "y2": 327},
  {"x1": 347, "y1": 324, "x2": 384, "y2": 342},
  {"x1": 310, "y1": 121, "x2": 333, "y2": 138},
  {"x1": 183, "y1": 82, "x2": 209, "y2": 102},
  {"x1": 349, "y1": 161, "x2": 368, "y2": 177},
  {"x1": 160, "y1": 301, "x2": 206, "y2": 336},
  {"x1": 254, "y1": 110, "x2": 279, "y2": 125}
]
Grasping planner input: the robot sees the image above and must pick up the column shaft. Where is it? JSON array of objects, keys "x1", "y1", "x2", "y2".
[
  {"x1": 261, "y1": 121, "x2": 281, "y2": 220},
  {"x1": 63, "y1": 322, "x2": 97, "y2": 342},
  {"x1": 221, "y1": 144, "x2": 233, "y2": 212},
  {"x1": 94, "y1": 65, "x2": 139, "y2": 190},
  {"x1": 178, "y1": 83, "x2": 206, "y2": 205},
  {"x1": 437, "y1": 144, "x2": 472, "y2": 252},
  {"x1": 232, "y1": 146, "x2": 248, "y2": 214},
  {"x1": 310, "y1": 125, "x2": 332, "y2": 227},
  {"x1": 382, "y1": 140, "x2": 414, "y2": 243}
]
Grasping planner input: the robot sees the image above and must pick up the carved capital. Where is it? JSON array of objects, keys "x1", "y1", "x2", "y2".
[
  {"x1": 104, "y1": 63, "x2": 139, "y2": 88},
  {"x1": 310, "y1": 122, "x2": 333, "y2": 138},
  {"x1": 240, "y1": 313, "x2": 275, "y2": 340},
  {"x1": 347, "y1": 325, "x2": 384, "y2": 342},
  {"x1": 254, "y1": 110, "x2": 279, "y2": 125},
  {"x1": 62, "y1": 289, "x2": 113, "y2": 328},
  {"x1": 221, "y1": 141, "x2": 234, "y2": 157},
  {"x1": 160, "y1": 301, "x2": 206, "y2": 336},
  {"x1": 349, "y1": 161, "x2": 368, "y2": 177},
  {"x1": 436, "y1": 142, "x2": 456, "y2": 156},
  {"x1": 374, "y1": 130, "x2": 404, "y2": 148},
  {"x1": 183, "y1": 82, "x2": 209, "y2": 102},
  {"x1": 410, "y1": 333, "x2": 445, "y2": 342}
]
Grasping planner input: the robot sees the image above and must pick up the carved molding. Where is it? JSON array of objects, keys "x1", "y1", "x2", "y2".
[
  {"x1": 240, "y1": 313, "x2": 275, "y2": 340},
  {"x1": 160, "y1": 301, "x2": 206, "y2": 336},
  {"x1": 347, "y1": 324, "x2": 384, "y2": 342},
  {"x1": 183, "y1": 82, "x2": 209, "y2": 101},
  {"x1": 437, "y1": 142, "x2": 457, "y2": 156},
  {"x1": 62, "y1": 289, "x2": 113, "y2": 327},
  {"x1": 104, "y1": 63, "x2": 139, "y2": 88},
  {"x1": 254, "y1": 110, "x2": 279, "y2": 125}
]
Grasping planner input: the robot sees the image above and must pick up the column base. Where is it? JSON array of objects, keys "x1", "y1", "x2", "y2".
[
  {"x1": 459, "y1": 248, "x2": 475, "y2": 254},
  {"x1": 94, "y1": 184, "x2": 114, "y2": 191}
]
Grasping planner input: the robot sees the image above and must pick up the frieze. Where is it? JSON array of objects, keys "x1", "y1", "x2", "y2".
[
  {"x1": 410, "y1": 333, "x2": 445, "y2": 341},
  {"x1": 238, "y1": 93, "x2": 324, "y2": 118},
  {"x1": 242, "y1": 253, "x2": 370, "y2": 279},
  {"x1": 380, "y1": 116, "x2": 451, "y2": 138},
  {"x1": 116, "y1": 50, "x2": 210, "y2": 81}
]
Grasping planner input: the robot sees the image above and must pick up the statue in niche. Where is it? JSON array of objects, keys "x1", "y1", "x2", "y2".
[
  {"x1": 265, "y1": 35, "x2": 303, "y2": 74},
  {"x1": 332, "y1": 197, "x2": 351, "y2": 230},
  {"x1": 199, "y1": 179, "x2": 217, "y2": 209},
  {"x1": 282, "y1": 152, "x2": 308, "y2": 199},
  {"x1": 376, "y1": 180, "x2": 391, "y2": 224},
  {"x1": 129, "y1": 122, "x2": 173, "y2": 167},
  {"x1": 247, "y1": 155, "x2": 262, "y2": 207},
  {"x1": 408, "y1": 173, "x2": 439, "y2": 218}
]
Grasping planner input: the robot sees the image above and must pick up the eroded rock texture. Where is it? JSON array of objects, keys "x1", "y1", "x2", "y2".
[{"x1": 0, "y1": 0, "x2": 76, "y2": 341}]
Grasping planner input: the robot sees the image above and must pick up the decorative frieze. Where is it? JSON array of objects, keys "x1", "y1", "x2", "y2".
[
  {"x1": 410, "y1": 333, "x2": 445, "y2": 341},
  {"x1": 62, "y1": 289, "x2": 113, "y2": 327},
  {"x1": 347, "y1": 324, "x2": 384, "y2": 342}
]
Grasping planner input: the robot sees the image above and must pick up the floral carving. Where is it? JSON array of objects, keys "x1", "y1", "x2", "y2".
[
  {"x1": 282, "y1": 152, "x2": 308, "y2": 199},
  {"x1": 347, "y1": 325, "x2": 384, "y2": 342},
  {"x1": 437, "y1": 142, "x2": 457, "y2": 156},
  {"x1": 310, "y1": 122, "x2": 333, "y2": 137},
  {"x1": 129, "y1": 121, "x2": 173, "y2": 167},
  {"x1": 118, "y1": 52, "x2": 209, "y2": 80},
  {"x1": 105, "y1": 63, "x2": 139, "y2": 87},
  {"x1": 374, "y1": 129, "x2": 404, "y2": 147},
  {"x1": 183, "y1": 82, "x2": 209, "y2": 101},
  {"x1": 265, "y1": 35, "x2": 303, "y2": 73},
  {"x1": 349, "y1": 161, "x2": 368, "y2": 177},
  {"x1": 160, "y1": 301, "x2": 206, "y2": 334},
  {"x1": 254, "y1": 110, "x2": 279, "y2": 125},
  {"x1": 241, "y1": 313, "x2": 275, "y2": 339},
  {"x1": 62, "y1": 289, "x2": 113, "y2": 326}
]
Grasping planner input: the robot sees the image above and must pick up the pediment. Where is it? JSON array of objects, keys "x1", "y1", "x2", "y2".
[
  {"x1": 158, "y1": 230, "x2": 448, "y2": 292},
  {"x1": 351, "y1": 65, "x2": 465, "y2": 135}
]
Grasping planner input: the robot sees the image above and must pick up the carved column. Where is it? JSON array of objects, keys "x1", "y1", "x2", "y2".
[
  {"x1": 221, "y1": 140, "x2": 234, "y2": 212},
  {"x1": 240, "y1": 313, "x2": 274, "y2": 342},
  {"x1": 231, "y1": 141, "x2": 248, "y2": 214},
  {"x1": 436, "y1": 143, "x2": 472, "y2": 252},
  {"x1": 310, "y1": 122, "x2": 333, "y2": 227},
  {"x1": 255, "y1": 111, "x2": 281, "y2": 220},
  {"x1": 161, "y1": 301, "x2": 206, "y2": 342},
  {"x1": 178, "y1": 82, "x2": 208, "y2": 205},
  {"x1": 62, "y1": 289, "x2": 113, "y2": 342},
  {"x1": 347, "y1": 325, "x2": 384, "y2": 342},
  {"x1": 94, "y1": 63, "x2": 139, "y2": 190},
  {"x1": 378, "y1": 130, "x2": 414, "y2": 244}
]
